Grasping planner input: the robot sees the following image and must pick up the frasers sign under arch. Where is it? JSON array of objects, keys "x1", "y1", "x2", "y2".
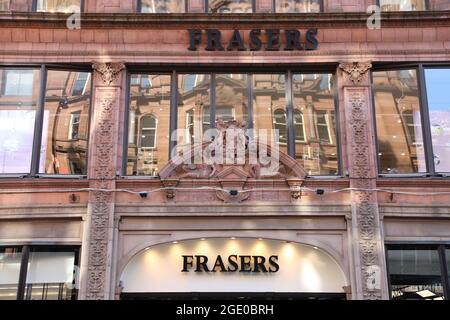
[{"x1": 120, "y1": 238, "x2": 347, "y2": 293}]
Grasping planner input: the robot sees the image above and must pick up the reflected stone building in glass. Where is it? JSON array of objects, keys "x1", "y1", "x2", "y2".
[{"x1": 0, "y1": 0, "x2": 450, "y2": 301}]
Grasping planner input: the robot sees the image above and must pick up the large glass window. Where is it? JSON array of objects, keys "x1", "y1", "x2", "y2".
[
  {"x1": 40, "y1": 70, "x2": 91, "y2": 175},
  {"x1": 276, "y1": 0, "x2": 322, "y2": 13},
  {"x1": 139, "y1": 0, "x2": 185, "y2": 13},
  {"x1": 379, "y1": 0, "x2": 428, "y2": 11},
  {"x1": 215, "y1": 74, "x2": 248, "y2": 123},
  {"x1": 293, "y1": 73, "x2": 338, "y2": 175},
  {"x1": 0, "y1": 247, "x2": 22, "y2": 300},
  {"x1": 0, "y1": 68, "x2": 40, "y2": 174},
  {"x1": 35, "y1": 0, "x2": 82, "y2": 12},
  {"x1": 128, "y1": 70, "x2": 340, "y2": 177},
  {"x1": 252, "y1": 74, "x2": 287, "y2": 155},
  {"x1": 373, "y1": 69, "x2": 426, "y2": 174},
  {"x1": 386, "y1": 245, "x2": 450, "y2": 300},
  {"x1": 127, "y1": 74, "x2": 171, "y2": 176},
  {"x1": 177, "y1": 74, "x2": 211, "y2": 148},
  {"x1": 424, "y1": 68, "x2": 450, "y2": 173},
  {"x1": 0, "y1": 0, "x2": 9, "y2": 11},
  {"x1": 0, "y1": 246, "x2": 79, "y2": 300},
  {"x1": 208, "y1": 0, "x2": 253, "y2": 13}
]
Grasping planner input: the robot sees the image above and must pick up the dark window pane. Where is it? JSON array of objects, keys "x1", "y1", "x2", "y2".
[
  {"x1": 253, "y1": 74, "x2": 287, "y2": 155},
  {"x1": 36, "y1": 0, "x2": 82, "y2": 12},
  {"x1": 0, "y1": 68, "x2": 40, "y2": 174},
  {"x1": 276, "y1": 0, "x2": 322, "y2": 13},
  {"x1": 40, "y1": 70, "x2": 91, "y2": 175},
  {"x1": 127, "y1": 74, "x2": 170, "y2": 176},
  {"x1": 380, "y1": 0, "x2": 427, "y2": 11},
  {"x1": 293, "y1": 73, "x2": 337, "y2": 175},
  {"x1": 177, "y1": 74, "x2": 210, "y2": 150},
  {"x1": 373, "y1": 69, "x2": 426, "y2": 174},
  {"x1": 424, "y1": 68, "x2": 450, "y2": 173},
  {"x1": 140, "y1": 0, "x2": 185, "y2": 13},
  {"x1": 209, "y1": 0, "x2": 253, "y2": 13},
  {"x1": 0, "y1": 247, "x2": 22, "y2": 300},
  {"x1": 25, "y1": 250, "x2": 77, "y2": 300},
  {"x1": 387, "y1": 246, "x2": 445, "y2": 300}
]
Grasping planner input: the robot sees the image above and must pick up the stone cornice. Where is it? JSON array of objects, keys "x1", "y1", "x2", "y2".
[{"x1": 0, "y1": 11, "x2": 449, "y2": 28}]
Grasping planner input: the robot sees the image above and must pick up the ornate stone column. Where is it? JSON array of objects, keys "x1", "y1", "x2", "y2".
[
  {"x1": 79, "y1": 62, "x2": 125, "y2": 300},
  {"x1": 339, "y1": 62, "x2": 389, "y2": 300}
]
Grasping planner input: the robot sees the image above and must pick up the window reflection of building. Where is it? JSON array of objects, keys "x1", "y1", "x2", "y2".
[
  {"x1": 209, "y1": 0, "x2": 253, "y2": 13},
  {"x1": 0, "y1": 68, "x2": 40, "y2": 174},
  {"x1": 379, "y1": 0, "x2": 428, "y2": 11},
  {"x1": 0, "y1": 0, "x2": 9, "y2": 11},
  {"x1": 127, "y1": 74, "x2": 171, "y2": 176},
  {"x1": 373, "y1": 69, "x2": 426, "y2": 174},
  {"x1": 42, "y1": 70, "x2": 91, "y2": 175},
  {"x1": 293, "y1": 73, "x2": 337, "y2": 175},
  {"x1": 140, "y1": 0, "x2": 185, "y2": 13},
  {"x1": 36, "y1": 0, "x2": 82, "y2": 12},
  {"x1": 276, "y1": 0, "x2": 322, "y2": 13}
]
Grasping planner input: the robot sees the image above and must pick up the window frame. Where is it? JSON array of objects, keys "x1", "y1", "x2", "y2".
[
  {"x1": 273, "y1": 0, "x2": 324, "y2": 13},
  {"x1": 385, "y1": 243, "x2": 450, "y2": 300},
  {"x1": 371, "y1": 62, "x2": 450, "y2": 177},
  {"x1": 0, "y1": 63, "x2": 93, "y2": 179},
  {"x1": 0, "y1": 245, "x2": 80, "y2": 301},
  {"x1": 123, "y1": 65, "x2": 341, "y2": 178},
  {"x1": 376, "y1": 0, "x2": 430, "y2": 12},
  {"x1": 32, "y1": 0, "x2": 85, "y2": 13}
]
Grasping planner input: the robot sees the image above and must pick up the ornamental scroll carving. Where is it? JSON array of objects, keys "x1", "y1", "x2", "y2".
[
  {"x1": 92, "y1": 62, "x2": 125, "y2": 86},
  {"x1": 85, "y1": 93, "x2": 117, "y2": 299},
  {"x1": 339, "y1": 62, "x2": 372, "y2": 84},
  {"x1": 348, "y1": 89, "x2": 383, "y2": 300},
  {"x1": 158, "y1": 120, "x2": 307, "y2": 202}
]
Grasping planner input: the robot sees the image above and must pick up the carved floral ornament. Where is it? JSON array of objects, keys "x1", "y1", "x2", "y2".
[
  {"x1": 339, "y1": 61, "x2": 372, "y2": 84},
  {"x1": 92, "y1": 62, "x2": 125, "y2": 86},
  {"x1": 158, "y1": 120, "x2": 307, "y2": 203}
]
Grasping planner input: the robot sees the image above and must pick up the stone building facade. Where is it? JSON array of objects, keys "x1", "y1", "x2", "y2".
[{"x1": 0, "y1": 0, "x2": 450, "y2": 300}]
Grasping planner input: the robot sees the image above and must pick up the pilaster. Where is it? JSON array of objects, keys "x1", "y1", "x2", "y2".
[
  {"x1": 339, "y1": 61, "x2": 389, "y2": 300},
  {"x1": 79, "y1": 62, "x2": 125, "y2": 300}
]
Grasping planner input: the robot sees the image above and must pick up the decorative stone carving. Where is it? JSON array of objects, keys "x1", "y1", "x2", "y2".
[
  {"x1": 339, "y1": 62, "x2": 372, "y2": 84},
  {"x1": 346, "y1": 86, "x2": 384, "y2": 300},
  {"x1": 85, "y1": 87, "x2": 121, "y2": 300},
  {"x1": 158, "y1": 119, "x2": 307, "y2": 203},
  {"x1": 92, "y1": 62, "x2": 125, "y2": 86}
]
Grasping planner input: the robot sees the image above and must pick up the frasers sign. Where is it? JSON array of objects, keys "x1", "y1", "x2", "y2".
[
  {"x1": 120, "y1": 238, "x2": 347, "y2": 293},
  {"x1": 188, "y1": 28, "x2": 319, "y2": 51},
  {"x1": 182, "y1": 255, "x2": 279, "y2": 273}
]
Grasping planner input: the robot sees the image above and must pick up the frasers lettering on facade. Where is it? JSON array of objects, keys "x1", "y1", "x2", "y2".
[
  {"x1": 188, "y1": 28, "x2": 319, "y2": 51},
  {"x1": 181, "y1": 255, "x2": 279, "y2": 273}
]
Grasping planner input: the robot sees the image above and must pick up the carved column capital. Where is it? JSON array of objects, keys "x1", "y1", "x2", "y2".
[
  {"x1": 339, "y1": 61, "x2": 372, "y2": 85},
  {"x1": 92, "y1": 62, "x2": 125, "y2": 86}
]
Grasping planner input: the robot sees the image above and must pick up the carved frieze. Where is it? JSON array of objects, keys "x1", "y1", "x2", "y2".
[
  {"x1": 92, "y1": 62, "x2": 125, "y2": 86},
  {"x1": 339, "y1": 61, "x2": 372, "y2": 85}
]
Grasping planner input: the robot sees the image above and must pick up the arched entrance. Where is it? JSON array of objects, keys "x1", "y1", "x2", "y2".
[{"x1": 119, "y1": 237, "x2": 348, "y2": 300}]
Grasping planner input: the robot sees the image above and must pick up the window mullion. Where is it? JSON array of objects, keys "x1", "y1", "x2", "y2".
[
  {"x1": 286, "y1": 70, "x2": 295, "y2": 157},
  {"x1": 438, "y1": 245, "x2": 450, "y2": 299},
  {"x1": 122, "y1": 70, "x2": 131, "y2": 175},
  {"x1": 210, "y1": 73, "x2": 216, "y2": 129},
  {"x1": 30, "y1": 65, "x2": 47, "y2": 176},
  {"x1": 16, "y1": 245, "x2": 30, "y2": 300},
  {"x1": 247, "y1": 73, "x2": 254, "y2": 130},
  {"x1": 417, "y1": 64, "x2": 436, "y2": 175},
  {"x1": 169, "y1": 70, "x2": 178, "y2": 160}
]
